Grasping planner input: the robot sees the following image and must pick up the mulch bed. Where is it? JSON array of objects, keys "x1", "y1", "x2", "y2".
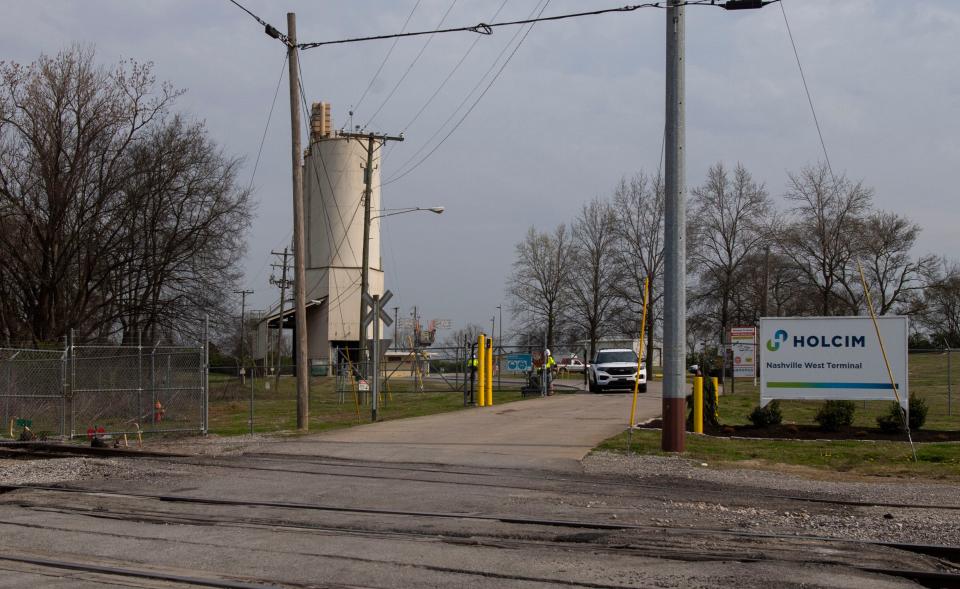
[{"x1": 638, "y1": 419, "x2": 960, "y2": 443}]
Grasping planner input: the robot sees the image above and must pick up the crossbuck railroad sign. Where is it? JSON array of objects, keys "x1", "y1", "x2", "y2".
[{"x1": 361, "y1": 290, "x2": 394, "y2": 330}]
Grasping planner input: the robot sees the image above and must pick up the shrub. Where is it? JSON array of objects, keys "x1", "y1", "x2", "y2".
[
  {"x1": 909, "y1": 394, "x2": 928, "y2": 430},
  {"x1": 814, "y1": 400, "x2": 856, "y2": 432},
  {"x1": 876, "y1": 394, "x2": 929, "y2": 432},
  {"x1": 876, "y1": 404, "x2": 903, "y2": 433},
  {"x1": 748, "y1": 401, "x2": 782, "y2": 427}
]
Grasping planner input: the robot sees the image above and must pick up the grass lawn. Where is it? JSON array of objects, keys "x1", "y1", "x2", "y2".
[
  {"x1": 596, "y1": 428, "x2": 960, "y2": 479},
  {"x1": 207, "y1": 374, "x2": 525, "y2": 437},
  {"x1": 595, "y1": 351, "x2": 960, "y2": 479}
]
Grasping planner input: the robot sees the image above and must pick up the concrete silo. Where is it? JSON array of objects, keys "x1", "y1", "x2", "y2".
[{"x1": 302, "y1": 102, "x2": 384, "y2": 365}]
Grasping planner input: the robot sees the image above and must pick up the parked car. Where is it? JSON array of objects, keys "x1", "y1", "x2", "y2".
[
  {"x1": 588, "y1": 348, "x2": 646, "y2": 393},
  {"x1": 557, "y1": 357, "x2": 586, "y2": 373}
]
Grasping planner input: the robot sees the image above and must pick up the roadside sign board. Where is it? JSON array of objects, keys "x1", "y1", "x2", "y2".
[
  {"x1": 730, "y1": 326, "x2": 757, "y2": 379},
  {"x1": 15, "y1": 419, "x2": 31, "y2": 428},
  {"x1": 506, "y1": 353, "x2": 532, "y2": 372},
  {"x1": 759, "y1": 316, "x2": 908, "y2": 409}
]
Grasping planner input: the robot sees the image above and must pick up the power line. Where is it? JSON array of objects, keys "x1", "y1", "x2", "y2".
[
  {"x1": 225, "y1": 0, "x2": 289, "y2": 44},
  {"x1": 245, "y1": 52, "x2": 288, "y2": 194},
  {"x1": 779, "y1": 0, "x2": 840, "y2": 188},
  {"x1": 383, "y1": 0, "x2": 548, "y2": 185},
  {"x1": 382, "y1": 0, "x2": 552, "y2": 187},
  {"x1": 384, "y1": 0, "x2": 510, "y2": 161},
  {"x1": 363, "y1": 0, "x2": 460, "y2": 130},
  {"x1": 353, "y1": 0, "x2": 423, "y2": 116},
  {"x1": 297, "y1": 1, "x2": 777, "y2": 50}
]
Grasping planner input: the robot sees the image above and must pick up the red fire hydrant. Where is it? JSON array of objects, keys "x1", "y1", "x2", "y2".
[{"x1": 154, "y1": 400, "x2": 165, "y2": 424}]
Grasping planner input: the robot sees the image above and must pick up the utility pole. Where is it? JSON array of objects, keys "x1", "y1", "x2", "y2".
[
  {"x1": 662, "y1": 0, "x2": 686, "y2": 452},
  {"x1": 393, "y1": 307, "x2": 399, "y2": 349},
  {"x1": 234, "y1": 290, "x2": 253, "y2": 384},
  {"x1": 338, "y1": 131, "x2": 404, "y2": 376},
  {"x1": 286, "y1": 12, "x2": 309, "y2": 430},
  {"x1": 270, "y1": 247, "x2": 292, "y2": 389}
]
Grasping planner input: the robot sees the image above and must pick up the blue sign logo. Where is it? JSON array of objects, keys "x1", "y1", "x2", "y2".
[
  {"x1": 506, "y1": 353, "x2": 532, "y2": 372},
  {"x1": 766, "y1": 329, "x2": 788, "y2": 352}
]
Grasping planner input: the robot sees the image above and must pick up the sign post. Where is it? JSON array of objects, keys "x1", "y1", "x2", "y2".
[{"x1": 759, "y1": 316, "x2": 909, "y2": 411}]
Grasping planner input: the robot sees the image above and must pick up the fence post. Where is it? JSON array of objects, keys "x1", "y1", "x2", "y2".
[
  {"x1": 203, "y1": 315, "x2": 209, "y2": 435},
  {"x1": 68, "y1": 328, "x2": 75, "y2": 438},
  {"x1": 948, "y1": 345, "x2": 952, "y2": 417},
  {"x1": 137, "y1": 330, "x2": 143, "y2": 428}
]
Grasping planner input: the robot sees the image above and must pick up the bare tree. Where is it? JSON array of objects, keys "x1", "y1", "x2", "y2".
[
  {"x1": 778, "y1": 163, "x2": 873, "y2": 316},
  {"x1": 567, "y1": 197, "x2": 618, "y2": 359},
  {"x1": 912, "y1": 261, "x2": 960, "y2": 347},
  {"x1": 689, "y1": 162, "x2": 772, "y2": 341},
  {"x1": 0, "y1": 47, "x2": 250, "y2": 343},
  {"x1": 857, "y1": 210, "x2": 936, "y2": 315},
  {"x1": 506, "y1": 224, "x2": 572, "y2": 350},
  {"x1": 612, "y1": 172, "x2": 665, "y2": 375}
]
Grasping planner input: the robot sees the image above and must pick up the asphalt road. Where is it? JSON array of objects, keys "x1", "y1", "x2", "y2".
[
  {"x1": 257, "y1": 383, "x2": 663, "y2": 470},
  {"x1": 0, "y1": 386, "x2": 951, "y2": 588}
]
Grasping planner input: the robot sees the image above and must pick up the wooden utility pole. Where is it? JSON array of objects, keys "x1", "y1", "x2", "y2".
[
  {"x1": 270, "y1": 247, "x2": 292, "y2": 389},
  {"x1": 338, "y1": 131, "x2": 403, "y2": 375},
  {"x1": 286, "y1": 12, "x2": 309, "y2": 430}
]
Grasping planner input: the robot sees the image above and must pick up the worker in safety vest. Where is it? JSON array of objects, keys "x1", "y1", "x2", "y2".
[
  {"x1": 468, "y1": 353, "x2": 479, "y2": 401},
  {"x1": 544, "y1": 349, "x2": 557, "y2": 396}
]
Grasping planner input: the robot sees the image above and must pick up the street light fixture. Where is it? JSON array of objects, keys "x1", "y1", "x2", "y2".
[
  {"x1": 371, "y1": 206, "x2": 444, "y2": 220},
  {"x1": 359, "y1": 205, "x2": 445, "y2": 374}
]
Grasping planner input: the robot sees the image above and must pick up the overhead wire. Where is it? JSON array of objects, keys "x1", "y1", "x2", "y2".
[
  {"x1": 382, "y1": 0, "x2": 552, "y2": 187},
  {"x1": 242, "y1": 53, "x2": 289, "y2": 293},
  {"x1": 778, "y1": 0, "x2": 840, "y2": 187},
  {"x1": 382, "y1": 0, "x2": 510, "y2": 163},
  {"x1": 383, "y1": 0, "x2": 549, "y2": 185},
  {"x1": 298, "y1": 3, "x2": 663, "y2": 49},
  {"x1": 352, "y1": 0, "x2": 423, "y2": 116},
  {"x1": 363, "y1": 0, "x2": 460, "y2": 130},
  {"x1": 297, "y1": 2, "x2": 778, "y2": 49}
]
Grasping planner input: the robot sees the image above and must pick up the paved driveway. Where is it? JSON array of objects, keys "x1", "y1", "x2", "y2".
[{"x1": 261, "y1": 382, "x2": 662, "y2": 470}]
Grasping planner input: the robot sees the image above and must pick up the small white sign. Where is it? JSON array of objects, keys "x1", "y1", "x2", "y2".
[
  {"x1": 358, "y1": 380, "x2": 370, "y2": 392},
  {"x1": 760, "y1": 316, "x2": 908, "y2": 409},
  {"x1": 730, "y1": 326, "x2": 756, "y2": 379}
]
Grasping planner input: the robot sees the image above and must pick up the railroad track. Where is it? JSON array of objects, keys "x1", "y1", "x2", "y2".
[
  {"x1": 4, "y1": 485, "x2": 960, "y2": 588},
  {"x1": 6, "y1": 443, "x2": 960, "y2": 514}
]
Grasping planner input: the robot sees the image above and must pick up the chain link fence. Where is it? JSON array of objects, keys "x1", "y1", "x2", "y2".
[
  {"x1": 1, "y1": 336, "x2": 208, "y2": 442},
  {"x1": 0, "y1": 348, "x2": 67, "y2": 439}
]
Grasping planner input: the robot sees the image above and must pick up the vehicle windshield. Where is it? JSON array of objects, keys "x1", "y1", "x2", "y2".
[{"x1": 595, "y1": 351, "x2": 637, "y2": 364}]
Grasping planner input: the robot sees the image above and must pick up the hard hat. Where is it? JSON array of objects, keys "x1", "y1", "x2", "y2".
[{"x1": 545, "y1": 349, "x2": 551, "y2": 356}]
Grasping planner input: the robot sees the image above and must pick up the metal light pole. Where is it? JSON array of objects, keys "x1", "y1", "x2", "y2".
[
  {"x1": 359, "y1": 205, "x2": 443, "y2": 373},
  {"x1": 662, "y1": 0, "x2": 686, "y2": 452}
]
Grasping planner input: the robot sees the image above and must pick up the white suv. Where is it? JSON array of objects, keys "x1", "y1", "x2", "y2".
[{"x1": 588, "y1": 348, "x2": 646, "y2": 393}]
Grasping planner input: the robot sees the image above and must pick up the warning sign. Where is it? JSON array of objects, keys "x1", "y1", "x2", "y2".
[
  {"x1": 358, "y1": 380, "x2": 370, "y2": 392},
  {"x1": 731, "y1": 326, "x2": 756, "y2": 379}
]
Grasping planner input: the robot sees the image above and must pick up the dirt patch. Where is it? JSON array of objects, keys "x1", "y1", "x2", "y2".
[{"x1": 638, "y1": 419, "x2": 960, "y2": 442}]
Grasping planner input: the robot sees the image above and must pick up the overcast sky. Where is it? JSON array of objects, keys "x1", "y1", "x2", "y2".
[{"x1": 3, "y1": 0, "x2": 959, "y2": 339}]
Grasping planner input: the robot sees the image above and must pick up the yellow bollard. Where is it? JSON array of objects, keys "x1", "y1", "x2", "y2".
[
  {"x1": 477, "y1": 334, "x2": 486, "y2": 407},
  {"x1": 486, "y1": 338, "x2": 494, "y2": 406},
  {"x1": 711, "y1": 376, "x2": 720, "y2": 422},
  {"x1": 693, "y1": 376, "x2": 703, "y2": 434}
]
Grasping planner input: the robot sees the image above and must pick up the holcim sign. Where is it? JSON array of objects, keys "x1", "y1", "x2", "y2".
[{"x1": 759, "y1": 316, "x2": 908, "y2": 410}]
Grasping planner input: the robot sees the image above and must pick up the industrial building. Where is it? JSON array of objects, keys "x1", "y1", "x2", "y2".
[{"x1": 253, "y1": 102, "x2": 385, "y2": 370}]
